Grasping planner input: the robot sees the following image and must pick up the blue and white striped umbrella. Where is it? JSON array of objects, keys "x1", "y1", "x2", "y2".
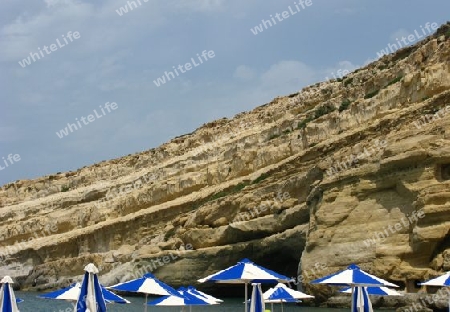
[
  {"x1": 198, "y1": 258, "x2": 292, "y2": 284},
  {"x1": 178, "y1": 287, "x2": 221, "y2": 305},
  {"x1": 311, "y1": 264, "x2": 398, "y2": 287},
  {"x1": 264, "y1": 283, "x2": 314, "y2": 300},
  {"x1": 109, "y1": 272, "x2": 178, "y2": 312},
  {"x1": 102, "y1": 287, "x2": 130, "y2": 304},
  {"x1": 38, "y1": 282, "x2": 130, "y2": 304},
  {"x1": 311, "y1": 264, "x2": 398, "y2": 312},
  {"x1": 420, "y1": 272, "x2": 450, "y2": 312},
  {"x1": 0, "y1": 276, "x2": 19, "y2": 312},
  {"x1": 38, "y1": 283, "x2": 82, "y2": 301},
  {"x1": 148, "y1": 290, "x2": 210, "y2": 311},
  {"x1": 420, "y1": 272, "x2": 450, "y2": 287},
  {"x1": 198, "y1": 258, "x2": 292, "y2": 312},
  {"x1": 249, "y1": 283, "x2": 265, "y2": 312},
  {"x1": 185, "y1": 286, "x2": 223, "y2": 303},
  {"x1": 341, "y1": 286, "x2": 403, "y2": 296},
  {"x1": 75, "y1": 263, "x2": 107, "y2": 312},
  {"x1": 351, "y1": 286, "x2": 373, "y2": 312},
  {"x1": 263, "y1": 283, "x2": 314, "y2": 312}
]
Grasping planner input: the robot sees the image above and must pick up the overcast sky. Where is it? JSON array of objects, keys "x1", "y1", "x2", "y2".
[{"x1": 0, "y1": 0, "x2": 449, "y2": 186}]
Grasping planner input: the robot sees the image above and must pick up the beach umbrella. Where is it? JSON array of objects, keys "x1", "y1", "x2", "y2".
[
  {"x1": 341, "y1": 286, "x2": 403, "y2": 296},
  {"x1": 351, "y1": 286, "x2": 373, "y2": 312},
  {"x1": 198, "y1": 258, "x2": 292, "y2": 312},
  {"x1": 311, "y1": 264, "x2": 398, "y2": 287},
  {"x1": 311, "y1": 264, "x2": 398, "y2": 312},
  {"x1": 38, "y1": 283, "x2": 82, "y2": 301},
  {"x1": 180, "y1": 286, "x2": 222, "y2": 304},
  {"x1": 38, "y1": 282, "x2": 129, "y2": 304},
  {"x1": 109, "y1": 272, "x2": 178, "y2": 312},
  {"x1": 420, "y1": 271, "x2": 450, "y2": 312},
  {"x1": 101, "y1": 287, "x2": 130, "y2": 304},
  {"x1": 185, "y1": 286, "x2": 223, "y2": 303},
  {"x1": 148, "y1": 290, "x2": 210, "y2": 312},
  {"x1": 249, "y1": 283, "x2": 265, "y2": 312},
  {"x1": 75, "y1": 263, "x2": 107, "y2": 312},
  {"x1": 263, "y1": 283, "x2": 314, "y2": 312},
  {"x1": 0, "y1": 276, "x2": 19, "y2": 312}
]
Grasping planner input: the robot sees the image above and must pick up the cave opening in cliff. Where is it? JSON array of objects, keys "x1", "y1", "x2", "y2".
[
  {"x1": 437, "y1": 163, "x2": 450, "y2": 181},
  {"x1": 252, "y1": 252, "x2": 300, "y2": 283},
  {"x1": 198, "y1": 252, "x2": 301, "y2": 298}
]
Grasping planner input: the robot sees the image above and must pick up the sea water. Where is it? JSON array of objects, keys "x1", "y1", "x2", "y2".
[{"x1": 15, "y1": 291, "x2": 396, "y2": 312}]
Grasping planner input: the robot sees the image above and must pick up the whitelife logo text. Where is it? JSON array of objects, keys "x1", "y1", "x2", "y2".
[
  {"x1": 56, "y1": 102, "x2": 118, "y2": 139},
  {"x1": 153, "y1": 50, "x2": 215, "y2": 87},
  {"x1": 18, "y1": 31, "x2": 81, "y2": 68}
]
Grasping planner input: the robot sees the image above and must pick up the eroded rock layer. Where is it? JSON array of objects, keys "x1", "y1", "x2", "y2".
[{"x1": 1, "y1": 23, "x2": 449, "y2": 305}]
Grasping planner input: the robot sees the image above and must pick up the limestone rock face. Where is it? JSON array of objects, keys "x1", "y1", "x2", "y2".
[{"x1": 1, "y1": 23, "x2": 450, "y2": 307}]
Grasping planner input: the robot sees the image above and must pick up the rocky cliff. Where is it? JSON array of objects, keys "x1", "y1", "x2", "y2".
[{"x1": 1, "y1": 22, "x2": 450, "y2": 306}]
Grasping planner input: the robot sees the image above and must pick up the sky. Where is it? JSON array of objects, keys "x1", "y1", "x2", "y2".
[{"x1": 0, "y1": 0, "x2": 449, "y2": 186}]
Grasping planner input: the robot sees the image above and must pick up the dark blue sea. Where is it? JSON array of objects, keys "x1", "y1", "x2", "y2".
[{"x1": 15, "y1": 291, "x2": 396, "y2": 312}]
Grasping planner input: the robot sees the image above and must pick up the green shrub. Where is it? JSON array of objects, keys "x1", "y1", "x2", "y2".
[
  {"x1": 314, "y1": 103, "x2": 335, "y2": 119},
  {"x1": 252, "y1": 173, "x2": 270, "y2": 184},
  {"x1": 343, "y1": 77, "x2": 353, "y2": 87},
  {"x1": 387, "y1": 75, "x2": 403, "y2": 86},
  {"x1": 392, "y1": 47, "x2": 413, "y2": 62},
  {"x1": 268, "y1": 133, "x2": 280, "y2": 140},
  {"x1": 338, "y1": 99, "x2": 351, "y2": 112},
  {"x1": 336, "y1": 78, "x2": 343, "y2": 82},
  {"x1": 233, "y1": 183, "x2": 247, "y2": 192},
  {"x1": 364, "y1": 89, "x2": 379, "y2": 99},
  {"x1": 297, "y1": 116, "x2": 312, "y2": 129},
  {"x1": 297, "y1": 120, "x2": 307, "y2": 129},
  {"x1": 61, "y1": 185, "x2": 70, "y2": 192},
  {"x1": 282, "y1": 129, "x2": 291, "y2": 135}
]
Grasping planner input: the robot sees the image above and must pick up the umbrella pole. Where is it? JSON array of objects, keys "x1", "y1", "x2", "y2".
[
  {"x1": 144, "y1": 293, "x2": 148, "y2": 312},
  {"x1": 271, "y1": 302, "x2": 273, "y2": 312},
  {"x1": 245, "y1": 282, "x2": 248, "y2": 312},
  {"x1": 281, "y1": 300, "x2": 284, "y2": 312},
  {"x1": 351, "y1": 285, "x2": 354, "y2": 312}
]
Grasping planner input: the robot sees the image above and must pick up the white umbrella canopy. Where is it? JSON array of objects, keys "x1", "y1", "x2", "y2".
[
  {"x1": 311, "y1": 264, "x2": 398, "y2": 312},
  {"x1": 420, "y1": 271, "x2": 450, "y2": 312},
  {"x1": 249, "y1": 283, "x2": 265, "y2": 312},
  {"x1": 352, "y1": 286, "x2": 373, "y2": 312},
  {"x1": 75, "y1": 263, "x2": 107, "y2": 312},
  {"x1": 181, "y1": 286, "x2": 222, "y2": 304},
  {"x1": 109, "y1": 272, "x2": 179, "y2": 312},
  {"x1": 341, "y1": 286, "x2": 403, "y2": 296},
  {"x1": 311, "y1": 264, "x2": 398, "y2": 287},
  {"x1": 198, "y1": 258, "x2": 292, "y2": 312},
  {"x1": 263, "y1": 283, "x2": 314, "y2": 300},
  {"x1": 0, "y1": 276, "x2": 19, "y2": 312},
  {"x1": 420, "y1": 272, "x2": 450, "y2": 287},
  {"x1": 263, "y1": 283, "x2": 314, "y2": 312}
]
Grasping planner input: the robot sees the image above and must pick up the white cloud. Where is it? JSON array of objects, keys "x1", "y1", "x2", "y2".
[
  {"x1": 233, "y1": 65, "x2": 256, "y2": 81},
  {"x1": 389, "y1": 28, "x2": 410, "y2": 42},
  {"x1": 334, "y1": 7, "x2": 358, "y2": 15},
  {"x1": 44, "y1": 0, "x2": 73, "y2": 8},
  {"x1": 323, "y1": 60, "x2": 358, "y2": 80},
  {"x1": 0, "y1": 127, "x2": 19, "y2": 142},
  {"x1": 260, "y1": 60, "x2": 316, "y2": 91},
  {"x1": 169, "y1": 0, "x2": 225, "y2": 12}
]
